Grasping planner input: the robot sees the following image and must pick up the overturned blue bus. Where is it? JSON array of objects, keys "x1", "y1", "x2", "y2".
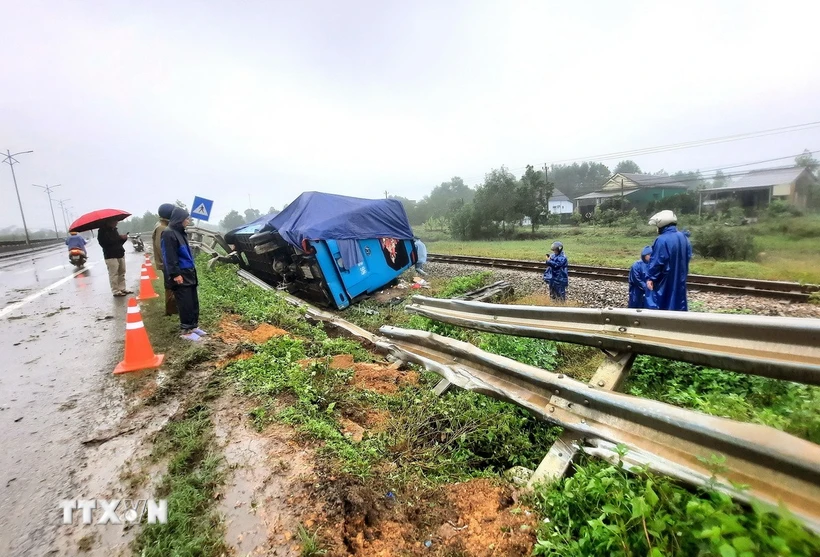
[{"x1": 224, "y1": 192, "x2": 417, "y2": 309}]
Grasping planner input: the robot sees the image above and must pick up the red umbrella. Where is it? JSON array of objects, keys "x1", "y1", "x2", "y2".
[{"x1": 69, "y1": 209, "x2": 131, "y2": 232}]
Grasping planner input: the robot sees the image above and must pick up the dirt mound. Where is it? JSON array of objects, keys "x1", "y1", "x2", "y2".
[
  {"x1": 352, "y1": 363, "x2": 419, "y2": 394},
  {"x1": 317, "y1": 477, "x2": 535, "y2": 556},
  {"x1": 218, "y1": 315, "x2": 288, "y2": 345},
  {"x1": 443, "y1": 479, "x2": 536, "y2": 556}
]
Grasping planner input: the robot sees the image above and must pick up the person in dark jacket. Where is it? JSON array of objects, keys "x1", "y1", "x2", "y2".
[
  {"x1": 628, "y1": 246, "x2": 658, "y2": 309},
  {"x1": 646, "y1": 210, "x2": 692, "y2": 311},
  {"x1": 543, "y1": 241, "x2": 568, "y2": 302},
  {"x1": 98, "y1": 219, "x2": 132, "y2": 297},
  {"x1": 161, "y1": 207, "x2": 206, "y2": 341},
  {"x1": 152, "y1": 203, "x2": 177, "y2": 316}
]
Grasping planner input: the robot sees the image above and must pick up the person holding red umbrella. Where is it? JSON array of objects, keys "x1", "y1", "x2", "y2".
[{"x1": 98, "y1": 218, "x2": 133, "y2": 297}]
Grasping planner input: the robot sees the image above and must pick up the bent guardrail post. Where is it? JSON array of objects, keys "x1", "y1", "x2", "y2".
[
  {"x1": 377, "y1": 326, "x2": 820, "y2": 532},
  {"x1": 405, "y1": 296, "x2": 820, "y2": 386},
  {"x1": 527, "y1": 350, "x2": 635, "y2": 487}
]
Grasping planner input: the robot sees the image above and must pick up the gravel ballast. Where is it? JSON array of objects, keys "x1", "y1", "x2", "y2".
[{"x1": 424, "y1": 262, "x2": 820, "y2": 319}]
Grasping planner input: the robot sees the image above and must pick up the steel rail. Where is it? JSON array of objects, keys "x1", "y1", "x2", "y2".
[
  {"x1": 376, "y1": 326, "x2": 820, "y2": 532},
  {"x1": 428, "y1": 253, "x2": 819, "y2": 301},
  {"x1": 405, "y1": 296, "x2": 820, "y2": 385}
]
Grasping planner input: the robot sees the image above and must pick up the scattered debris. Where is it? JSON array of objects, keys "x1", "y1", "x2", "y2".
[
  {"x1": 81, "y1": 425, "x2": 139, "y2": 446},
  {"x1": 504, "y1": 466, "x2": 534, "y2": 487},
  {"x1": 14, "y1": 417, "x2": 23, "y2": 422}
]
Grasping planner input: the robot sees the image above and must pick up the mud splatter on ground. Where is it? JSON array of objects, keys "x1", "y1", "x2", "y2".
[
  {"x1": 217, "y1": 315, "x2": 289, "y2": 345},
  {"x1": 213, "y1": 394, "x2": 323, "y2": 557}
]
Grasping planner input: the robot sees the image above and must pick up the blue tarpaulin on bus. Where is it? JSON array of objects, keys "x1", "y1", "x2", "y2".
[{"x1": 269, "y1": 192, "x2": 414, "y2": 268}]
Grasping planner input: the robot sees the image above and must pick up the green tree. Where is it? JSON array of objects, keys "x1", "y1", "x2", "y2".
[
  {"x1": 474, "y1": 167, "x2": 522, "y2": 234},
  {"x1": 795, "y1": 149, "x2": 819, "y2": 173},
  {"x1": 244, "y1": 208, "x2": 262, "y2": 223},
  {"x1": 413, "y1": 177, "x2": 474, "y2": 225},
  {"x1": 614, "y1": 160, "x2": 642, "y2": 174},
  {"x1": 219, "y1": 210, "x2": 245, "y2": 231},
  {"x1": 672, "y1": 170, "x2": 706, "y2": 190},
  {"x1": 516, "y1": 165, "x2": 554, "y2": 232},
  {"x1": 711, "y1": 170, "x2": 729, "y2": 188},
  {"x1": 548, "y1": 161, "x2": 611, "y2": 199}
]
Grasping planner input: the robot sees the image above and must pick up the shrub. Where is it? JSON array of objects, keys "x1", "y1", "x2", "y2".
[{"x1": 693, "y1": 225, "x2": 756, "y2": 260}]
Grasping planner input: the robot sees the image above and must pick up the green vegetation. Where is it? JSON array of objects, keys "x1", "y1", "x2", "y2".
[
  {"x1": 134, "y1": 403, "x2": 226, "y2": 557},
  {"x1": 531, "y1": 453, "x2": 820, "y2": 557},
  {"x1": 297, "y1": 524, "x2": 327, "y2": 556},
  {"x1": 626, "y1": 357, "x2": 820, "y2": 444},
  {"x1": 175, "y1": 260, "x2": 820, "y2": 555},
  {"x1": 426, "y1": 215, "x2": 820, "y2": 283}
]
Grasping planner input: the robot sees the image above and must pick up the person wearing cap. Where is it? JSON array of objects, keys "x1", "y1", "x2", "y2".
[
  {"x1": 161, "y1": 207, "x2": 206, "y2": 341},
  {"x1": 152, "y1": 203, "x2": 178, "y2": 316},
  {"x1": 543, "y1": 241, "x2": 568, "y2": 302},
  {"x1": 628, "y1": 246, "x2": 658, "y2": 309},
  {"x1": 645, "y1": 210, "x2": 692, "y2": 311}
]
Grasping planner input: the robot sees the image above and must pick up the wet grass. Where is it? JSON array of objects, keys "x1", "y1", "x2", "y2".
[
  {"x1": 133, "y1": 394, "x2": 226, "y2": 557},
  {"x1": 429, "y1": 218, "x2": 820, "y2": 283}
]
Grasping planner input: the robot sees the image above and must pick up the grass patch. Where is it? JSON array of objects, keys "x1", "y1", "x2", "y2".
[
  {"x1": 626, "y1": 357, "x2": 820, "y2": 443},
  {"x1": 530, "y1": 452, "x2": 820, "y2": 556},
  {"x1": 430, "y1": 217, "x2": 820, "y2": 283},
  {"x1": 133, "y1": 403, "x2": 226, "y2": 557}
]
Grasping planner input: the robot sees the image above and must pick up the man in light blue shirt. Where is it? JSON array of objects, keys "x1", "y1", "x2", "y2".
[{"x1": 414, "y1": 237, "x2": 428, "y2": 276}]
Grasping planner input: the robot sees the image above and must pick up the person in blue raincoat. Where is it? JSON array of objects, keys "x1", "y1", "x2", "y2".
[
  {"x1": 628, "y1": 246, "x2": 658, "y2": 309},
  {"x1": 543, "y1": 241, "x2": 568, "y2": 301},
  {"x1": 645, "y1": 210, "x2": 692, "y2": 311}
]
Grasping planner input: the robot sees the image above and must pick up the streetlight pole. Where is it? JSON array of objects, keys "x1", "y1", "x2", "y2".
[
  {"x1": 55, "y1": 198, "x2": 71, "y2": 233},
  {"x1": 32, "y1": 183, "x2": 61, "y2": 238},
  {"x1": 2, "y1": 149, "x2": 34, "y2": 245}
]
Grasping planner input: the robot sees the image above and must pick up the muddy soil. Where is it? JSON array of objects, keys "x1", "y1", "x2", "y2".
[{"x1": 213, "y1": 393, "x2": 323, "y2": 557}]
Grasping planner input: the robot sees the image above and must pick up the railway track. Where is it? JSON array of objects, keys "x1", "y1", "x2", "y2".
[{"x1": 429, "y1": 253, "x2": 820, "y2": 302}]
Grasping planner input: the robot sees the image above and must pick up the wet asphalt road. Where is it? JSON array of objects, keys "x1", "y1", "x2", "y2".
[{"x1": 0, "y1": 242, "x2": 147, "y2": 556}]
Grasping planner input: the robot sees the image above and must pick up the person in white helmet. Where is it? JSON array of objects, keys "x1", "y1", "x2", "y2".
[
  {"x1": 543, "y1": 241, "x2": 568, "y2": 301},
  {"x1": 645, "y1": 210, "x2": 692, "y2": 311}
]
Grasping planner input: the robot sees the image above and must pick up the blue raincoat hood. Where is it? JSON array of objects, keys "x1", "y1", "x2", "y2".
[{"x1": 641, "y1": 246, "x2": 653, "y2": 258}]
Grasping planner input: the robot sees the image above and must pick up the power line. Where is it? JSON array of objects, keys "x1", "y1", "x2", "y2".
[
  {"x1": 460, "y1": 120, "x2": 820, "y2": 184},
  {"x1": 544, "y1": 121, "x2": 820, "y2": 166},
  {"x1": 32, "y1": 183, "x2": 62, "y2": 239},
  {"x1": 2, "y1": 149, "x2": 34, "y2": 245}
]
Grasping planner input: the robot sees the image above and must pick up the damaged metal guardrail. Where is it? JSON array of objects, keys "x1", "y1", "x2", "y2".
[
  {"x1": 235, "y1": 270, "x2": 820, "y2": 532},
  {"x1": 403, "y1": 296, "x2": 820, "y2": 386},
  {"x1": 376, "y1": 326, "x2": 820, "y2": 533}
]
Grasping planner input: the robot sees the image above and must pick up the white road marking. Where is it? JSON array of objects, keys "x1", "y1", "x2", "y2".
[
  {"x1": 47, "y1": 265, "x2": 67, "y2": 271},
  {"x1": 0, "y1": 263, "x2": 97, "y2": 319}
]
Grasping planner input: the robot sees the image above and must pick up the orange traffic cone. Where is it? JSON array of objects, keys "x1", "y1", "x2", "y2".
[
  {"x1": 143, "y1": 261, "x2": 159, "y2": 281},
  {"x1": 114, "y1": 298, "x2": 164, "y2": 374},
  {"x1": 137, "y1": 269, "x2": 160, "y2": 300}
]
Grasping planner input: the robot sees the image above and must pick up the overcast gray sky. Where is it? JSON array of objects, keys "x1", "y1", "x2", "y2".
[{"x1": 2, "y1": 0, "x2": 820, "y2": 230}]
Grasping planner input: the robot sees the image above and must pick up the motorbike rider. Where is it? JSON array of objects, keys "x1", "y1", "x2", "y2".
[{"x1": 65, "y1": 231, "x2": 87, "y2": 255}]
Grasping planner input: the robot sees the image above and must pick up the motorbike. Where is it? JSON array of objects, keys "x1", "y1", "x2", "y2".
[
  {"x1": 68, "y1": 248, "x2": 87, "y2": 268},
  {"x1": 130, "y1": 233, "x2": 145, "y2": 252}
]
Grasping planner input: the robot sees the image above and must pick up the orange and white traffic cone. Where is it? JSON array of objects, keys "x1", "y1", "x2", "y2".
[
  {"x1": 114, "y1": 298, "x2": 164, "y2": 374},
  {"x1": 143, "y1": 261, "x2": 159, "y2": 281},
  {"x1": 137, "y1": 268, "x2": 160, "y2": 300}
]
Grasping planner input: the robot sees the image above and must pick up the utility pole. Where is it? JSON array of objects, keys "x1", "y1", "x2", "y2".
[
  {"x1": 2, "y1": 149, "x2": 34, "y2": 245},
  {"x1": 55, "y1": 198, "x2": 71, "y2": 232},
  {"x1": 33, "y1": 183, "x2": 61, "y2": 238}
]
